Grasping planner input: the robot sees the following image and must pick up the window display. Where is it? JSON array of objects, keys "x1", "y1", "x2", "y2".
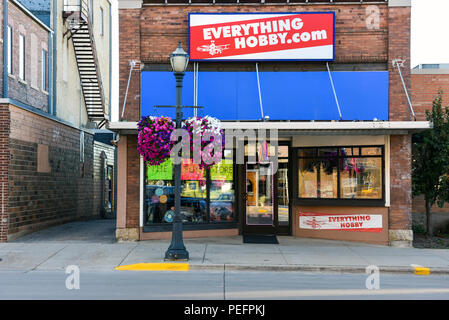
[
  {"x1": 298, "y1": 146, "x2": 383, "y2": 200},
  {"x1": 144, "y1": 157, "x2": 235, "y2": 226},
  {"x1": 210, "y1": 159, "x2": 234, "y2": 222}
]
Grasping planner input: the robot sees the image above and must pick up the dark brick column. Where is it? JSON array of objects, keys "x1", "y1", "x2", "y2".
[
  {"x1": 388, "y1": 1, "x2": 413, "y2": 246},
  {"x1": 119, "y1": 7, "x2": 141, "y2": 122},
  {"x1": 116, "y1": 1, "x2": 143, "y2": 241},
  {"x1": 126, "y1": 135, "x2": 140, "y2": 230}
]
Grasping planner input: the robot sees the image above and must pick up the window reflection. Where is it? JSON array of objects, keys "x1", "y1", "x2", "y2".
[
  {"x1": 181, "y1": 159, "x2": 207, "y2": 223},
  {"x1": 145, "y1": 159, "x2": 174, "y2": 224},
  {"x1": 298, "y1": 147, "x2": 383, "y2": 200},
  {"x1": 319, "y1": 162, "x2": 338, "y2": 199},
  {"x1": 144, "y1": 156, "x2": 235, "y2": 225},
  {"x1": 298, "y1": 158, "x2": 318, "y2": 198},
  {"x1": 340, "y1": 157, "x2": 382, "y2": 199},
  {"x1": 210, "y1": 159, "x2": 234, "y2": 222}
]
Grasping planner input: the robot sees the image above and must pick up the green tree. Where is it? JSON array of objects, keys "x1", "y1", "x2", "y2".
[{"x1": 412, "y1": 90, "x2": 449, "y2": 236}]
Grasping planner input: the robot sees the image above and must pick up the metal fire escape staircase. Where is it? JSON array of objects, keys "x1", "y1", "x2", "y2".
[{"x1": 63, "y1": 1, "x2": 107, "y2": 128}]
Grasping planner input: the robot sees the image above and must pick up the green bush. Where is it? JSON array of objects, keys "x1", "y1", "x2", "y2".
[{"x1": 412, "y1": 224, "x2": 426, "y2": 235}]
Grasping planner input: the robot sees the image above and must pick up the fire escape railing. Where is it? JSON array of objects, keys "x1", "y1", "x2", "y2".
[{"x1": 63, "y1": 0, "x2": 107, "y2": 128}]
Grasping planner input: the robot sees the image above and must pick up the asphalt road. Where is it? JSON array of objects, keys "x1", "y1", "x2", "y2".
[{"x1": 0, "y1": 270, "x2": 448, "y2": 300}]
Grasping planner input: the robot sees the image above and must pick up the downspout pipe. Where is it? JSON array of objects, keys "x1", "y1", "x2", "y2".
[
  {"x1": 52, "y1": 0, "x2": 57, "y2": 116},
  {"x1": 3, "y1": 0, "x2": 8, "y2": 98},
  {"x1": 48, "y1": 31, "x2": 53, "y2": 114},
  {"x1": 393, "y1": 59, "x2": 416, "y2": 121},
  {"x1": 109, "y1": 1, "x2": 112, "y2": 121}
]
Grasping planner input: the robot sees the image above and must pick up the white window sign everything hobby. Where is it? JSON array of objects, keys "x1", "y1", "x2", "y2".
[
  {"x1": 299, "y1": 213, "x2": 383, "y2": 232},
  {"x1": 189, "y1": 12, "x2": 335, "y2": 61}
]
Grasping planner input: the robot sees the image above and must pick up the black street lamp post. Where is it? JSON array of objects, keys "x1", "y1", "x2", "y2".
[{"x1": 165, "y1": 42, "x2": 190, "y2": 261}]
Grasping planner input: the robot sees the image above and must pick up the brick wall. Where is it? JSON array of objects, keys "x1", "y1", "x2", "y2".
[
  {"x1": 7, "y1": 104, "x2": 95, "y2": 240},
  {"x1": 140, "y1": 4, "x2": 388, "y2": 64},
  {"x1": 7, "y1": 1, "x2": 49, "y2": 111},
  {"x1": 411, "y1": 73, "x2": 449, "y2": 121},
  {"x1": 119, "y1": 3, "x2": 392, "y2": 122},
  {"x1": 119, "y1": 9, "x2": 141, "y2": 122},
  {"x1": 126, "y1": 134, "x2": 139, "y2": 228},
  {"x1": 388, "y1": 5, "x2": 412, "y2": 122},
  {"x1": 0, "y1": 103, "x2": 10, "y2": 242},
  {"x1": 389, "y1": 134, "x2": 412, "y2": 230},
  {"x1": 386, "y1": 5, "x2": 413, "y2": 233}
]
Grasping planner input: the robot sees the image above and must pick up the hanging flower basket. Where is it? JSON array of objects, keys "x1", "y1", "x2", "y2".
[
  {"x1": 137, "y1": 116, "x2": 176, "y2": 166},
  {"x1": 183, "y1": 116, "x2": 225, "y2": 170}
]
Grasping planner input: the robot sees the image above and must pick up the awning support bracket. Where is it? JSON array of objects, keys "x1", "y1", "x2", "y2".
[
  {"x1": 256, "y1": 62, "x2": 265, "y2": 120},
  {"x1": 326, "y1": 62, "x2": 343, "y2": 121},
  {"x1": 393, "y1": 59, "x2": 416, "y2": 121},
  {"x1": 121, "y1": 60, "x2": 138, "y2": 120}
]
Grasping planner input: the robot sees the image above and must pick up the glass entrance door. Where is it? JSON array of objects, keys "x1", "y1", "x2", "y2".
[
  {"x1": 242, "y1": 144, "x2": 291, "y2": 235},
  {"x1": 244, "y1": 162, "x2": 276, "y2": 234},
  {"x1": 277, "y1": 145, "x2": 290, "y2": 234}
]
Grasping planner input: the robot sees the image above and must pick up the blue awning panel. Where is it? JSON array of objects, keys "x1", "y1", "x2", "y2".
[{"x1": 141, "y1": 71, "x2": 389, "y2": 121}]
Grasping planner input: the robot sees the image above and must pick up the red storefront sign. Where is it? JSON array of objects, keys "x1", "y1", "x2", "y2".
[
  {"x1": 189, "y1": 12, "x2": 335, "y2": 61},
  {"x1": 299, "y1": 212, "x2": 383, "y2": 233}
]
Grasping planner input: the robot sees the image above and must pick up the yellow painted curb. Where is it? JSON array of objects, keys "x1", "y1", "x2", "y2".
[
  {"x1": 115, "y1": 263, "x2": 190, "y2": 271},
  {"x1": 414, "y1": 267, "x2": 430, "y2": 275}
]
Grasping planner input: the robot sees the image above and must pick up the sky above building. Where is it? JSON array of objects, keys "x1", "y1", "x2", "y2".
[{"x1": 411, "y1": 0, "x2": 449, "y2": 68}]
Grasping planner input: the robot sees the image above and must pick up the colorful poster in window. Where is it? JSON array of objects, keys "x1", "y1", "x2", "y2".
[
  {"x1": 147, "y1": 159, "x2": 173, "y2": 181},
  {"x1": 210, "y1": 161, "x2": 233, "y2": 181},
  {"x1": 181, "y1": 159, "x2": 204, "y2": 180},
  {"x1": 299, "y1": 212, "x2": 382, "y2": 232}
]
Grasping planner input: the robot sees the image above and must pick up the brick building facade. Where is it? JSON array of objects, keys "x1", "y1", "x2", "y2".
[
  {"x1": 110, "y1": 0, "x2": 430, "y2": 246},
  {"x1": 6, "y1": 2, "x2": 49, "y2": 111}
]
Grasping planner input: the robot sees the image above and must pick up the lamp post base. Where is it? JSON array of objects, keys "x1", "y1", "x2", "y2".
[{"x1": 164, "y1": 248, "x2": 189, "y2": 261}]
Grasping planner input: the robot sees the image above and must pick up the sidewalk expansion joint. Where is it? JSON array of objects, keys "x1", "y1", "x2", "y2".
[
  {"x1": 27, "y1": 244, "x2": 69, "y2": 273},
  {"x1": 116, "y1": 243, "x2": 139, "y2": 268}
]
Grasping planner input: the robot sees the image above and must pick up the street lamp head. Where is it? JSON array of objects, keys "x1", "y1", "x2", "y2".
[{"x1": 170, "y1": 42, "x2": 189, "y2": 73}]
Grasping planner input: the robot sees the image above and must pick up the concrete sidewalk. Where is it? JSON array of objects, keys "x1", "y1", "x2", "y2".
[{"x1": 1, "y1": 235, "x2": 449, "y2": 274}]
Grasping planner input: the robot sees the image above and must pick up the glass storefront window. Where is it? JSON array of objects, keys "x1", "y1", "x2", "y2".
[
  {"x1": 181, "y1": 159, "x2": 207, "y2": 223},
  {"x1": 298, "y1": 146, "x2": 384, "y2": 201},
  {"x1": 340, "y1": 157, "x2": 382, "y2": 199},
  {"x1": 361, "y1": 147, "x2": 382, "y2": 156},
  {"x1": 319, "y1": 162, "x2": 338, "y2": 199},
  {"x1": 298, "y1": 158, "x2": 318, "y2": 198},
  {"x1": 210, "y1": 159, "x2": 234, "y2": 222},
  {"x1": 144, "y1": 155, "x2": 235, "y2": 225},
  {"x1": 145, "y1": 159, "x2": 174, "y2": 224}
]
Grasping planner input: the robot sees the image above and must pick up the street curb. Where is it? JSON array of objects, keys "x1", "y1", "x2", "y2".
[{"x1": 189, "y1": 264, "x2": 449, "y2": 275}]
